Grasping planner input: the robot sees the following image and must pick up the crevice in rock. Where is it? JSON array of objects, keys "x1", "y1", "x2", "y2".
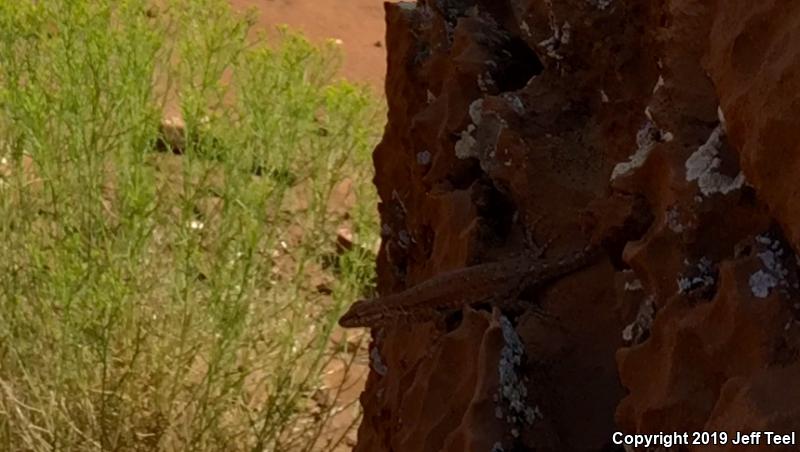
[{"x1": 494, "y1": 37, "x2": 543, "y2": 92}]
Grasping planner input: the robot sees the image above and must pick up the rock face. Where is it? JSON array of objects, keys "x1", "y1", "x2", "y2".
[{"x1": 357, "y1": 1, "x2": 800, "y2": 450}]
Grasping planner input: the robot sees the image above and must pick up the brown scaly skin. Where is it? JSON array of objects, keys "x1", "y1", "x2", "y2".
[{"x1": 339, "y1": 245, "x2": 603, "y2": 328}]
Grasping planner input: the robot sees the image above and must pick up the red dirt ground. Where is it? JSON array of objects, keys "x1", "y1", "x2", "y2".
[
  {"x1": 229, "y1": 0, "x2": 390, "y2": 92},
  {"x1": 221, "y1": 3, "x2": 392, "y2": 449}
]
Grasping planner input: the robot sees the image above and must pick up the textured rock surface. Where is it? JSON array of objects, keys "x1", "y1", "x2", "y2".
[{"x1": 357, "y1": 1, "x2": 800, "y2": 450}]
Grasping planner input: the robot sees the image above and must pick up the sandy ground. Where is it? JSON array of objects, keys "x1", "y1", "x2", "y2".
[{"x1": 229, "y1": 0, "x2": 390, "y2": 92}]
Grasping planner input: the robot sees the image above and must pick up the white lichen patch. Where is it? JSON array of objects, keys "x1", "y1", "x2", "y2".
[
  {"x1": 455, "y1": 124, "x2": 478, "y2": 159},
  {"x1": 677, "y1": 257, "x2": 716, "y2": 295},
  {"x1": 588, "y1": 0, "x2": 613, "y2": 10},
  {"x1": 685, "y1": 125, "x2": 723, "y2": 181},
  {"x1": 478, "y1": 72, "x2": 496, "y2": 92},
  {"x1": 717, "y1": 105, "x2": 727, "y2": 132},
  {"x1": 600, "y1": 89, "x2": 610, "y2": 103},
  {"x1": 502, "y1": 93, "x2": 525, "y2": 115},
  {"x1": 397, "y1": 1, "x2": 416, "y2": 11},
  {"x1": 560, "y1": 21, "x2": 571, "y2": 44},
  {"x1": 537, "y1": 21, "x2": 570, "y2": 60},
  {"x1": 685, "y1": 125, "x2": 746, "y2": 197},
  {"x1": 624, "y1": 279, "x2": 643, "y2": 291},
  {"x1": 749, "y1": 234, "x2": 798, "y2": 298},
  {"x1": 652, "y1": 75, "x2": 665, "y2": 94},
  {"x1": 497, "y1": 315, "x2": 538, "y2": 430},
  {"x1": 750, "y1": 271, "x2": 779, "y2": 298},
  {"x1": 469, "y1": 99, "x2": 484, "y2": 124},
  {"x1": 427, "y1": 89, "x2": 436, "y2": 104},
  {"x1": 666, "y1": 205, "x2": 685, "y2": 233},
  {"x1": 610, "y1": 121, "x2": 660, "y2": 180},
  {"x1": 520, "y1": 20, "x2": 531, "y2": 37},
  {"x1": 537, "y1": 37, "x2": 562, "y2": 60},
  {"x1": 622, "y1": 295, "x2": 656, "y2": 344}
]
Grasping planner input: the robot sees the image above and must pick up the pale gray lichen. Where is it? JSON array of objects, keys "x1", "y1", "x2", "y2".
[
  {"x1": 397, "y1": 1, "x2": 416, "y2": 11},
  {"x1": 624, "y1": 279, "x2": 643, "y2": 291},
  {"x1": 622, "y1": 295, "x2": 656, "y2": 344},
  {"x1": 537, "y1": 37, "x2": 562, "y2": 60},
  {"x1": 560, "y1": 21, "x2": 571, "y2": 44},
  {"x1": 478, "y1": 73, "x2": 496, "y2": 92},
  {"x1": 497, "y1": 315, "x2": 539, "y2": 431},
  {"x1": 370, "y1": 346, "x2": 388, "y2": 376},
  {"x1": 750, "y1": 271, "x2": 779, "y2": 298},
  {"x1": 537, "y1": 20, "x2": 570, "y2": 60},
  {"x1": 587, "y1": 0, "x2": 613, "y2": 10},
  {"x1": 666, "y1": 205, "x2": 685, "y2": 233},
  {"x1": 520, "y1": 20, "x2": 531, "y2": 36},
  {"x1": 600, "y1": 89, "x2": 610, "y2": 103},
  {"x1": 455, "y1": 124, "x2": 478, "y2": 159},
  {"x1": 469, "y1": 99, "x2": 484, "y2": 124},
  {"x1": 685, "y1": 125, "x2": 722, "y2": 175},
  {"x1": 652, "y1": 75, "x2": 665, "y2": 94},
  {"x1": 610, "y1": 121, "x2": 660, "y2": 180},
  {"x1": 427, "y1": 90, "x2": 436, "y2": 104},
  {"x1": 502, "y1": 93, "x2": 525, "y2": 115},
  {"x1": 685, "y1": 125, "x2": 745, "y2": 197},
  {"x1": 749, "y1": 234, "x2": 798, "y2": 298},
  {"x1": 523, "y1": 75, "x2": 539, "y2": 90},
  {"x1": 677, "y1": 257, "x2": 716, "y2": 295},
  {"x1": 491, "y1": 442, "x2": 505, "y2": 452},
  {"x1": 397, "y1": 230, "x2": 412, "y2": 249},
  {"x1": 417, "y1": 150, "x2": 432, "y2": 165}
]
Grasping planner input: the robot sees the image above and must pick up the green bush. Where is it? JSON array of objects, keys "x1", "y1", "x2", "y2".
[{"x1": 0, "y1": 0, "x2": 380, "y2": 450}]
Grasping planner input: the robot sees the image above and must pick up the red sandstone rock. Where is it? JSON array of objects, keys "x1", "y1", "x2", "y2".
[{"x1": 357, "y1": 0, "x2": 800, "y2": 450}]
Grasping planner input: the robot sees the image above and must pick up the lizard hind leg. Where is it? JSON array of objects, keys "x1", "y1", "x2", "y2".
[
  {"x1": 439, "y1": 301, "x2": 496, "y2": 332},
  {"x1": 494, "y1": 282, "x2": 563, "y2": 328},
  {"x1": 493, "y1": 296, "x2": 529, "y2": 320},
  {"x1": 490, "y1": 281, "x2": 531, "y2": 320}
]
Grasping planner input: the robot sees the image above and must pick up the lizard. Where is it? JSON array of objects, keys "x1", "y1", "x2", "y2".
[{"x1": 338, "y1": 244, "x2": 603, "y2": 328}]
